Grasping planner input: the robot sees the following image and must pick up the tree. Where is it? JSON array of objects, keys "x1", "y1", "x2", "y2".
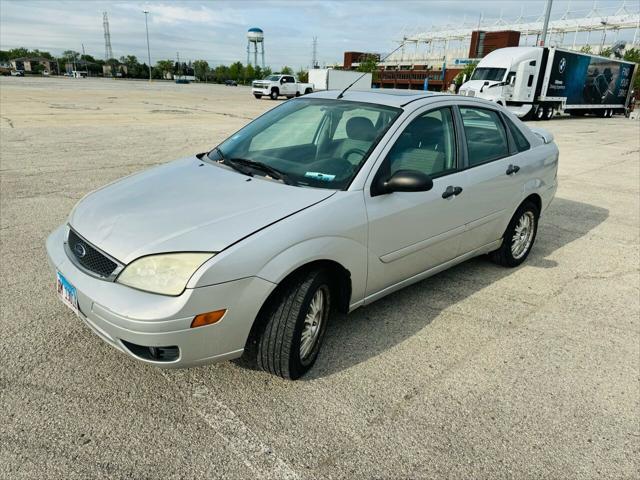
[
  {"x1": 580, "y1": 45, "x2": 592, "y2": 54},
  {"x1": 623, "y1": 48, "x2": 640, "y2": 91},
  {"x1": 155, "y1": 59, "x2": 174, "y2": 79},
  {"x1": 228, "y1": 61, "x2": 244, "y2": 81},
  {"x1": 356, "y1": 55, "x2": 378, "y2": 73},
  {"x1": 244, "y1": 63, "x2": 256, "y2": 84},
  {"x1": 262, "y1": 66, "x2": 272, "y2": 78},
  {"x1": 193, "y1": 60, "x2": 209, "y2": 81},
  {"x1": 454, "y1": 62, "x2": 478, "y2": 87},
  {"x1": 254, "y1": 65, "x2": 263, "y2": 80},
  {"x1": 296, "y1": 68, "x2": 308, "y2": 82},
  {"x1": 599, "y1": 47, "x2": 613, "y2": 58},
  {"x1": 280, "y1": 65, "x2": 293, "y2": 75}
]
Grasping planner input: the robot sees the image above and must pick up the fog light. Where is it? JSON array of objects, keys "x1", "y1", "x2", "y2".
[{"x1": 191, "y1": 309, "x2": 227, "y2": 328}]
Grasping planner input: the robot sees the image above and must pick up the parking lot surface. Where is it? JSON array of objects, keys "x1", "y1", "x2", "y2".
[{"x1": 1, "y1": 77, "x2": 638, "y2": 479}]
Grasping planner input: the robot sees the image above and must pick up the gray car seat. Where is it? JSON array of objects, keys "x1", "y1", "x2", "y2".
[{"x1": 390, "y1": 116, "x2": 446, "y2": 175}]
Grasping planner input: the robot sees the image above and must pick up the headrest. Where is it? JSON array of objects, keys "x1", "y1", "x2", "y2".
[{"x1": 346, "y1": 117, "x2": 376, "y2": 141}]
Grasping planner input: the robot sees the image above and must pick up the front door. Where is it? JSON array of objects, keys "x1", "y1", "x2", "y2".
[{"x1": 364, "y1": 106, "x2": 470, "y2": 299}]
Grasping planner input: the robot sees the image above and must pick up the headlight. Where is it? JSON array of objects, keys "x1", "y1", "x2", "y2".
[{"x1": 116, "y1": 253, "x2": 214, "y2": 296}]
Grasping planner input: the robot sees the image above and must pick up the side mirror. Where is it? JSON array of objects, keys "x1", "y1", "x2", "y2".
[
  {"x1": 509, "y1": 75, "x2": 516, "y2": 86},
  {"x1": 372, "y1": 170, "x2": 434, "y2": 196},
  {"x1": 280, "y1": 78, "x2": 285, "y2": 84},
  {"x1": 480, "y1": 80, "x2": 490, "y2": 93}
]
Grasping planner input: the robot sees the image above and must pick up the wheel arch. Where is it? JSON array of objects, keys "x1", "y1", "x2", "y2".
[
  {"x1": 241, "y1": 259, "x2": 352, "y2": 360},
  {"x1": 523, "y1": 192, "x2": 542, "y2": 213}
]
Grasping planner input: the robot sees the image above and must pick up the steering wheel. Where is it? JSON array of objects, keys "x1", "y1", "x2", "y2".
[{"x1": 343, "y1": 147, "x2": 367, "y2": 163}]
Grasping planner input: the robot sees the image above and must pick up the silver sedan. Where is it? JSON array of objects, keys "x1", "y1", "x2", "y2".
[{"x1": 46, "y1": 90, "x2": 558, "y2": 379}]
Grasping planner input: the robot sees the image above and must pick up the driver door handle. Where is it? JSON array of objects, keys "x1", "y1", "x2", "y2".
[
  {"x1": 506, "y1": 164, "x2": 520, "y2": 175},
  {"x1": 442, "y1": 185, "x2": 463, "y2": 199}
]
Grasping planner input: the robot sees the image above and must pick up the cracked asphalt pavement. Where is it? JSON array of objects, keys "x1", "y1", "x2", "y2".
[{"x1": 1, "y1": 77, "x2": 638, "y2": 479}]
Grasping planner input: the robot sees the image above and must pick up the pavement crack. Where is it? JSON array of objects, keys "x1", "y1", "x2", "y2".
[{"x1": 1, "y1": 115, "x2": 14, "y2": 128}]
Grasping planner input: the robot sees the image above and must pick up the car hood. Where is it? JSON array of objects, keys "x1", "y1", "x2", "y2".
[{"x1": 69, "y1": 156, "x2": 335, "y2": 264}]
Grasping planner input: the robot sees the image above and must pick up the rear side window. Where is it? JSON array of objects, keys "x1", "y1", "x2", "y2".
[
  {"x1": 504, "y1": 116, "x2": 531, "y2": 152},
  {"x1": 459, "y1": 107, "x2": 509, "y2": 166}
]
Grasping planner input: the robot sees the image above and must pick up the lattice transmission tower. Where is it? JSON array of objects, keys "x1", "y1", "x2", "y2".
[{"x1": 103, "y1": 12, "x2": 113, "y2": 60}]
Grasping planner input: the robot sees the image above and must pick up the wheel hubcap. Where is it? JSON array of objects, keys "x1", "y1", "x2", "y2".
[
  {"x1": 511, "y1": 211, "x2": 535, "y2": 260},
  {"x1": 300, "y1": 287, "x2": 327, "y2": 361}
]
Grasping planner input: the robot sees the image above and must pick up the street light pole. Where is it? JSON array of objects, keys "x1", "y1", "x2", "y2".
[
  {"x1": 540, "y1": 0, "x2": 554, "y2": 46},
  {"x1": 143, "y1": 10, "x2": 152, "y2": 81}
]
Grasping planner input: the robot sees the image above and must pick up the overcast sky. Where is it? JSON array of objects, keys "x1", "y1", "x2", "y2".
[{"x1": 0, "y1": 0, "x2": 635, "y2": 68}]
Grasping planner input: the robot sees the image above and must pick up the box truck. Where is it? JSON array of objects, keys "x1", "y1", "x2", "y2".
[
  {"x1": 308, "y1": 69, "x2": 372, "y2": 92},
  {"x1": 459, "y1": 46, "x2": 637, "y2": 120}
]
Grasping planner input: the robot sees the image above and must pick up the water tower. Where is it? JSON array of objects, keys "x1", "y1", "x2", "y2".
[{"x1": 247, "y1": 27, "x2": 265, "y2": 68}]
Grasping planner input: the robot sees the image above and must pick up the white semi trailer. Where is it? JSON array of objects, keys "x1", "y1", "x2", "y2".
[
  {"x1": 308, "y1": 69, "x2": 372, "y2": 92},
  {"x1": 459, "y1": 46, "x2": 637, "y2": 120}
]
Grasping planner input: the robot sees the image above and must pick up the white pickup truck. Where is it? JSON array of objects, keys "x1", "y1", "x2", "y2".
[{"x1": 252, "y1": 74, "x2": 314, "y2": 100}]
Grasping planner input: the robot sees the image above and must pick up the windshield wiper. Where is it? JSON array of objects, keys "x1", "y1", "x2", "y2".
[
  {"x1": 210, "y1": 147, "x2": 254, "y2": 177},
  {"x1": 228, "y1": 158, "x2": 297, "y2": 186}
]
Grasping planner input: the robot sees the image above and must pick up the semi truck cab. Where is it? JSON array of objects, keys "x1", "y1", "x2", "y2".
[{"x1": 460, "y1": 47, "x2": 543, "y2": 117}]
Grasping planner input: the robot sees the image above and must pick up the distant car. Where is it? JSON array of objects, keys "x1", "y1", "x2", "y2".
[
  {"x1": 10, "y1": 70, "x2": 24, "y2": 77},
  {"x1": 47, "y1": 90, "x2": 558, "y2": 380},
  {"x1": 225, "y1": 80, "x2": 238, "y2": 86}
]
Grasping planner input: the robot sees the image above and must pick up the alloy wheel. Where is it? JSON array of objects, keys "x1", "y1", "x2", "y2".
[
  {"x1": 511, "y1": 211, "x2": 535, "y2": 260},
  {"x1": 299, "y1": 286, "x2": 327, "y2": 361}
]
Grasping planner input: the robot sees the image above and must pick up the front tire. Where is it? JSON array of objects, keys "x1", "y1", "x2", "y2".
[
  {"x1": 490, "y1": 201, "x2": 540, "y2": 267},
  {"x1": 270, "y1": 89, "x2": 279, "y2": 100},
  {"x1": 253, "y1": 94, "x2": 262, "y2": 99},
  {"x1": 256, "y1": 269, "x2": 332, "y2": 380},
  {"x1": 534, "y1": 105, "x2": 545, "y2": 121}
]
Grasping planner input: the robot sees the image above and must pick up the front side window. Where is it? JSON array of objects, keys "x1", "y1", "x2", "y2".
[
  {"x1": 209, "y1": 99, "x2": 401, "y2": 189},
  {"x1": 460, "y1": 107, "x2": 509, "y2": 166},
  {"x1": 386, "y1": 107, "x2": 457, "y2": 178},
  {"x1": 470, "y1": 68, "x2": 507, "y2": 82}
]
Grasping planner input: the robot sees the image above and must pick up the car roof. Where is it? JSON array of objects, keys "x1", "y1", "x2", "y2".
[
  {"x1": 306, "y1": 89, "x2": 447, "y2": 108},
  {"x1": 306, "y1": 89, "x2": 509, "y2": 110}
]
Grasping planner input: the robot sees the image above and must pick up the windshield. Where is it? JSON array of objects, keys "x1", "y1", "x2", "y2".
[
  {"x1": 471, "y1": 67, "x2": 507, "y2": 82},
  {"x1": 208, "y1": 98, "x2": 401, "y2": 189},
  {"x1": 265, "y1": 75, "x2": 280, "y2": 81}
]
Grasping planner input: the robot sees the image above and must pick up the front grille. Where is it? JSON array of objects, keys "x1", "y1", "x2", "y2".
[{"x1": 67, "y1": 229, "x2": 118, "y2": 278}]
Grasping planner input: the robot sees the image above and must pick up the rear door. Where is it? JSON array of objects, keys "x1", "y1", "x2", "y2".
[{"x1": 456, "y1": 105, "x2": 524, "y2": 254}]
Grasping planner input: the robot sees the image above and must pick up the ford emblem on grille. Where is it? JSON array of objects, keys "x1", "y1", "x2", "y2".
[{"x1": 74, "y1": 242, "x2": 87, "y2": 258}]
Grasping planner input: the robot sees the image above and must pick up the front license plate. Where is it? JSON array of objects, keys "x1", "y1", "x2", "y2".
[{"x1": 56, "y1": 271, "x2": 79, "y2": 316}]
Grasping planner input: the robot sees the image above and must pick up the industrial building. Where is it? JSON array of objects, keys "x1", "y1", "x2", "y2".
[{"x1": 372, "y1": 2, "x2": 639, "y2": 91}]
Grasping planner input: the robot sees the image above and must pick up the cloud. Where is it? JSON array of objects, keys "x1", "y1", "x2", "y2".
[{"x1": 0, "y1": 0, "x2": 634, "y2": 68}]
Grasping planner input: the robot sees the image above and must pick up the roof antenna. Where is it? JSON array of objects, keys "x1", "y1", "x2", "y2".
[{"x1": 337, "y1": 42, "x2": 406, "y2": 99}]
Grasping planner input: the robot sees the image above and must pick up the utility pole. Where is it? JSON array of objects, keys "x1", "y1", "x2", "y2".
[
  {"x1": 311, "y1": 37, "x2": 318, "y2": 69},
  {"x1": 143, "y1": 10, "x2": 152, "y2": 82},
  {"x1": 540, "y1": 0, "x2": 553, "y2": 46}
]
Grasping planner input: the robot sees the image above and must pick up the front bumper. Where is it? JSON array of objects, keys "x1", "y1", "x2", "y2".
[
  {"x1": 46, "y1": 225, "x2": 275, "y2": 368},
  {"x1": 252, "y1": 87, "x2": 271, "y2": 95}
]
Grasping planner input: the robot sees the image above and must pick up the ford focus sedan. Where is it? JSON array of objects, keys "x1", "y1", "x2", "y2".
[{"x1": 46, "y1": 90, "x2": 558, "y2": 380}]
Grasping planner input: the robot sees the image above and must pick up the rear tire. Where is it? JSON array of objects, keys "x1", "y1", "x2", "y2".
[
  {"x1": 304, "y1": 88, "x2": 313, "y2": 95},
  {"x1": 545, "y1": 106, "x2": 554, "y2": 120},
  {"x1": 256, "y1": 269, "x2": 332, "y2": 380},
  {"x1": 489, "y1": 201, "x2": 540, "y2": 268}
]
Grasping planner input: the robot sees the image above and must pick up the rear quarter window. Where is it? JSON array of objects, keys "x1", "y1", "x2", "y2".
[{"x1": 503, "y1": 116, "x2": 531, "y2": 152}]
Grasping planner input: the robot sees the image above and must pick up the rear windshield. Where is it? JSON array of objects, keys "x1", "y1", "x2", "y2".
[{"x1": 471, "y1": 68, "x2": 507, "y2": 82}]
